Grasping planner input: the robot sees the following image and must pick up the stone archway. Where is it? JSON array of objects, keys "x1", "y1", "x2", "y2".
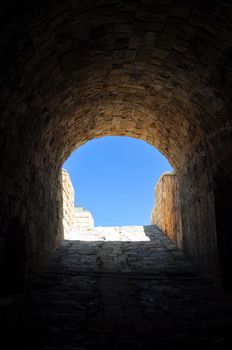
[{"x1": 0, "y1": 0, "x2": 231, "y2": 288}]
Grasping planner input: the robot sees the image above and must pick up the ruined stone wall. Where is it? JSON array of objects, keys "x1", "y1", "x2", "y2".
[
  {"x1": 72, "y1": 207, "x2": 94, "y2": 231},
  {"x1": 61, "y1": 169, "x2": 74, "y2": 238},
  {"x1": 151, "y1": 172, "x2": 183, "y2": 248}
]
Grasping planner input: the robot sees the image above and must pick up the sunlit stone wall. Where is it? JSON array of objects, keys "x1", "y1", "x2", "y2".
[
  {"x1": 151, "y1": 172, "x2": 183, "y2": 248},
  {"x1": 62, "y1": 169, "x2": 74, "y2": 238},
  {"x1": 72, "y1": 207, "x2": 94, "y2": 232}
]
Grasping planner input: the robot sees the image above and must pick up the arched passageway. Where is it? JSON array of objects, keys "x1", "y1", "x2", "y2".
[{"x1": 0, "y1": 0, "x2": 232, "y2": 292}]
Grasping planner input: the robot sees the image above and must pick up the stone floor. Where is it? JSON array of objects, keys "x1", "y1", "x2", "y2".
[{"x1": 1, "y1": 225, "x2": 232, "y2": 349}]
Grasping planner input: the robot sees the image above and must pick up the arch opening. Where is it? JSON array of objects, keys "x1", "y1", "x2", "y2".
[
  {"x1": 0, "y1": 0, "x2": 232, "y2": 292},
  {"x1": 61, "y1": 136, "x2": 173, "y2": 241}
]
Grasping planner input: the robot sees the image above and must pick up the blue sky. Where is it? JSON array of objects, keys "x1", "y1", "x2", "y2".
[{"x1": 63, "y1": 136, "x2": 173, "y2": 226}]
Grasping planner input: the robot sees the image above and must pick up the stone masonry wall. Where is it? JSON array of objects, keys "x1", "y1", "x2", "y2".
[
  {"x1": 62, "y1": 169, "x2": 74, "y2": 238},
  {"x1": 72, "y1": 207, "x2": 94, "y2": 232},
  {"x1": 179, "y1": 143, "x2": 219, "y2": 281},
  {"x1": 1, "y1": 0, "x2": 231, "y2": 289},
  {"x1": 151, "y1": 145, "x2": 220, "y2": 282},
  {"x1": 0, "y1": 155, "x2": 64, "y2": 292},
  {"x1": 151, "y1": 172, "x2": 183, "y2": 248}
]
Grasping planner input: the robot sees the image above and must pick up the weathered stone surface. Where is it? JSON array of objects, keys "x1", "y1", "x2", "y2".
[
  {"x1": 151, "y1": 172, "x2": 182, "y2": 248},
  {"x1": 69, "y1": 225, "x2": 151, "y2": 241},
  {"x1": 1, "y1": 226, "x2": 232, "y2": 349},
  {"x1": 62, "y1": 169, "x2": 74, "y2": 238},
  {"x1": 72, "y1": 207, "x2": 94, "y2": 230},
  {"x1": 0, "y1": 0, "x2": 231, "y2": 289},
  {"x1": 67, "y1": 207, "x2": 94, "y2": 239}
]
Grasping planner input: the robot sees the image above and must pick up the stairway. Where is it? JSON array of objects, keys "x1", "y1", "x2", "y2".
[{"x1": 1, "y1": 225, "x2": 232, "y2": 349}]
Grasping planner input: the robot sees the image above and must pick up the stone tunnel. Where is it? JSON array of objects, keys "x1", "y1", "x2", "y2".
[{"x1": 0, "y1": 0, "x2": 232, "y2": 347}]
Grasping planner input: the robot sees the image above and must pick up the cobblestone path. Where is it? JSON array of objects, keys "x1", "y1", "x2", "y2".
[{"x1": 1, "y1": 225, "x2": 232, "y2": 349}]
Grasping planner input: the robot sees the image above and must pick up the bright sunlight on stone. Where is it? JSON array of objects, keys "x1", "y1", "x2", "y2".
[
  {"x1": 63, "y1": 205, "x2": 150, "y2": 242},
  {"x1": 67, "y1": 226, "x2": 150, "y2": 241}
]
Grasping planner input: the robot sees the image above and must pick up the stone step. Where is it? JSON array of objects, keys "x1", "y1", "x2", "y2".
[{"x1": 2, "y1": 225, "x2": 232, "y2": 349}]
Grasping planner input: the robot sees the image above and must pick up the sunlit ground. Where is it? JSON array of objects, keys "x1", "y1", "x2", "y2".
[{"x1": 66, "y1": 226, "x2": 150, "y2": 241}]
